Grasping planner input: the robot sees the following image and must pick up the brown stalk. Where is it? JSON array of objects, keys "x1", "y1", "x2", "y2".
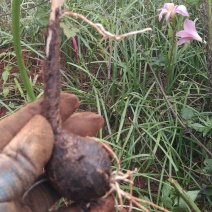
[{"x1": 42, "y1": 2, "x2": 63, "y2": 134}]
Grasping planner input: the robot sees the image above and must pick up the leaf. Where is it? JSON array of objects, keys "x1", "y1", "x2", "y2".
[
  {"x1": 161, "y1": 196, "x2": 173, "y2": 209},
  {"x1": 178, "y1": 42, "x2": 189, "y2": 54},
  {"x1": 60, "y1": 23, "x2": 80, "y2": 39},
  {"x1": 9, "y1": 102, "x2": 15, "y2": 109},
  {"x1": 171, "y1": 207, "x2": 182, "y2": 212},
  {"x1": 207, "y1": 117, "x2": 212, "y2": 124},
  {"x1": 35, "y1": 7, "x2": 49, "y2": 26},
  {"x1": 0, "y1": 52, "x2": 6, "y2": 58},
  {"x1": 189, "y1": 123, "x2": 205, "y2": 133},
  {"x1": 3, "y1": 87, "x2": 10, "y2": 98},
  {"x1": 2, "y1": 70, "x2": 9, "y2": 83},
  {"x1": 4, "y1": 65, "x2": 12, "y2": 72},
  {"x1": 203, "y1": 128, "x2": 212, "y2": 137},
  {"x1": 186, "y1": 0, "x2": 200, "y2": 5},
  {"x1": 162, "y1": 182, "x2": 172, "y2": 197},
  {"x1": 175, "y1": 190, "x2": 200, "y2": 209},
  {"x1": 181, "y1": 106, "x2": 194, "y2": 120},
  {"x1": 84, "y1": 3, "x2": 96, "y2": 10},
  {"x1": 204, "y1": 159, "x2": 212, "y2": 171},
  {"x1": 158, "y1": 55, "x2": 166, "y2": 63}
]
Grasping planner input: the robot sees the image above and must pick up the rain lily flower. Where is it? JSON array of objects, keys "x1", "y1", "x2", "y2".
[
  {"x1": 72, "y1": 37, "x2": 79, "y2": 61},
  {"x1": 176, "y1": 19, "x2": 205, "y2": 45},
  {"x1": 158, "y1": 3, "x2": 189, "y2": 22},
  {"x1": 72, "y1": 37, "x2": 78, "y2": 53}
]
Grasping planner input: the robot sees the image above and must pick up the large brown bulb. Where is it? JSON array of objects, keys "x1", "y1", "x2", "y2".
[{"x1": 46, "y1": 132, "x2": 111, "y2": 201}]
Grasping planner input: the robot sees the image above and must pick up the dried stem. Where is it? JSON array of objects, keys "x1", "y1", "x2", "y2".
[
  {"x1": 42, "y1": 0, "x2": 64, "y2": 133},
  {"x1": 62, "y1": 11, "x2": 152, "y2": 40}
]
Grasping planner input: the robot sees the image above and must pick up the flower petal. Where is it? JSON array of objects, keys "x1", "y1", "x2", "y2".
[
  {"x1": 192, "y1": 33, "x2": 202, "y2": 42},
  {"x1": 176, "y1": 5, "x2": 189, "y2": 17},
  {"x1": 184, "y1": 20, "x2": 197, "y2": 34},
  {"x1": 177, "y1": 37, "x2": 192, "y2": 46},
  {"x1": 164, "y1": 3, "x2": 175, "y2": 10},
  {"x1": 176, "y1": 30, "x2": 191, "y2": 38},
  {"x1": 159, "y1": 9, "x2": 167, "y2": 22},
  {"x1": 176, "y1": 20, "x2": 203, "y2": 45},
  {"x1": 165, "y1": 11, "x2": 172, "y2": 22},
  {"x1": 184, "y1": 20, "x2": 203, "y2": 42}
]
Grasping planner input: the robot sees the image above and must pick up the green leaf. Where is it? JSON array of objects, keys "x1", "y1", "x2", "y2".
[
  {"x1": 178, "y1": 42, "x2": 190, "y2": 54},
  {"x1": 175, "y1": 190, "x2": 200, "y2": 209},
  {"x1": 4, "y1": 65, "x2": 12, "y2": 72},
  {"x1": 60, "y1": 23, "x2": 80, "y2": 39},
  {"x1": 204, "y1": 159, "x2": 212, "y2": 170},
  {"x1": 162, "y1": 182, "x2": 172, "y2": 197},
  {"x1": 186, "y1": 0, "x2": 200, "y2": 5},
  {"x1": 12, "y1": 0, "x2": 35, "y2": 101},
  {"x1": 189, "y1": 123, "x2": 205, "y2": 132},
  {"x1": 206, "y1": 117, "x2": 212, "y2": 124},
  {"x1": 2, "y1": 71, "x2": 9, "y2": 83},
  {"x1": 83, "y1": 3, "x2": 96, "y2": 10},
  {"x1": 181, "y1": 106, "x2": 194, "y2": 120},
  {"x1": 35, "y1": 7, "x2": 49, "y2": 26},
  {"x1": 158, "y1": 55, "x2": 166, "y2": 63},
  {"x1": 3, "y1": 87, "x2": 10, "y2": 98},
  {"x1": 172, "y1": 207, "x2": 182, "y2": 212},
  {"x1": 203, "y1": 128, "x2": 212, "y2": 137},
  {"x1": 9, "y1": 102, "x2": 15, "y2": 109},
  {"x1": 161, "y1": 196, "x2": 173, "y2": 209}
]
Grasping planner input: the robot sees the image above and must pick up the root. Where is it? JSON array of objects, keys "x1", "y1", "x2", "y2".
[
  {"x1": 94, "y1": 137, "x2": 170, "y2": 212},
  {"x1": 108, "y1": 169, "x2": 170, "y2": 212},
  {"x1": 62, "y1": 11, "x2": 152, "y2": 41}
]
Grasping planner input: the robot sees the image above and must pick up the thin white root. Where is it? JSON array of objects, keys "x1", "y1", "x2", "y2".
[
  {"x1": 62, "y1": 11, "x2": 152, "y2": 41},
  {"x1": 110, "y1": 169, "x2": 171, "y2": 212},
  {"x1": 92, "y1": 138, "x2": 169, "y2": 211}
]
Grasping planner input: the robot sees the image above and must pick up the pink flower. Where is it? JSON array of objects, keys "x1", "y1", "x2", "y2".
[
  {"x1": 72, "y1": 37, "x2": 78, "y2": 53},
  {"x1": 176, "y1": 19, "x2": 204, "y2": 45},
  {"x1": 158, "y1": 3, "x2": 189, "y2": 22}
]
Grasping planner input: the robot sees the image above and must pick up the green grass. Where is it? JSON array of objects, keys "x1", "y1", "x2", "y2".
[{"x1": 1, "y1": 0, "x2": 212, "y2": 211}]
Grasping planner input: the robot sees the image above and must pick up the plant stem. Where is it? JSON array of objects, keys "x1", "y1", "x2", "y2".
[
  {"x1": 42, "y1": 1, "x2": 62, "y2": 134},
  {"x1": 208, "y1": 0, "x2": 212, "y2": 49},
  {"x1": 11, "y1": 0, "x2": 36, "y2": 101},
  {"x1": 166, "y1": 19, "x2": 176, "y2": 93},
  {"x1": 207, "y1": 0, "x2": 212, "y2": 111},
  {"x1": 168, "y1": 178, "x2": 201, "y2": 212}
]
